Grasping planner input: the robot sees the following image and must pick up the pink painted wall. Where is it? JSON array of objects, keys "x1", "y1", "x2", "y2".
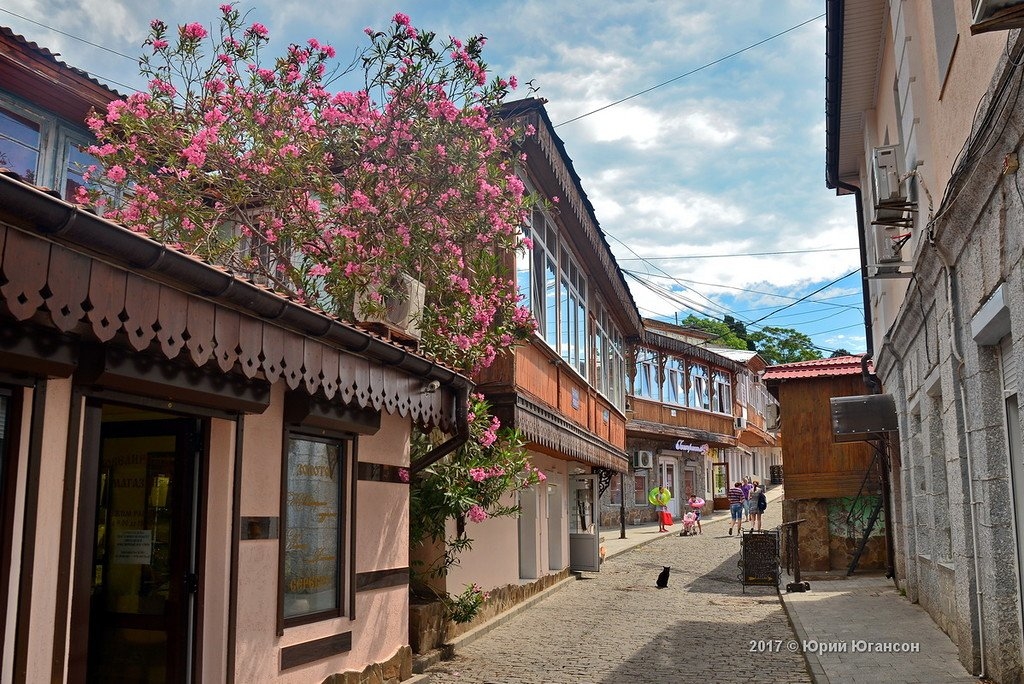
[
  {"x1": 446, "y1": 453, "x2": 569, "y2": 593},
  {"x1": 25, "y1": 378, "x2": 72, "y2": 684},
  {"x1": 233, "y1": 386, "x2": 415, "y2": 682},
  {"x1": 201, "y1": 417, "x2": 236, "y2": 681}
]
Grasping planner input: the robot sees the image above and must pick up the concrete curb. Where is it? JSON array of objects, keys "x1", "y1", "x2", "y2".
[
  {"x1": 412, "y1": 574, "x2": 578, "y2": 676},
  {"x1": 779, "y1": 590, "x2": 826, "y2": 684}
]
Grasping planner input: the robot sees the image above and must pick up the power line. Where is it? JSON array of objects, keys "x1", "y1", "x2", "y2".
[
  {"x1": 616, "y1": 246, "x2": 858, "y2": 260},
  {"x1": 622, "y1": 269, "x2": 861, "y2": 313},
  {"x1": 0, "y1": 7, "x2": 137, "y2": 61},
  {"x1": 555, "y1": 13, "x2": 826, "y2": 127},
  {"x1": 746, "y1": 269, "x2": 860, "y2": 327}
]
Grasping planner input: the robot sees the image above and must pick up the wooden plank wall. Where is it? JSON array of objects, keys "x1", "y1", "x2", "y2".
[
  {"x1": 480, "y1": 341, "x2": 627, "y2": 450},
  {"x1": 779, "y1": 375, "x2": 878, "y2": 499},
  {"x1": 630, "y1": 397, "x2": 734, "y2": 436}
]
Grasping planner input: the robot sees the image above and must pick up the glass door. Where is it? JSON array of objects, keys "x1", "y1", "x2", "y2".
[
  {"x1": 658, "y1": 460, "x2": 678, "y2": 518},
  {"x1": 712, "y1": 461, "x2": 730, "y2": 511},
  {"x1": 568, "y1": 474, "x2": 600, "y2": 572},
  {"x1": 83, "y1": 404, "x2": 202, "y2": 684}
]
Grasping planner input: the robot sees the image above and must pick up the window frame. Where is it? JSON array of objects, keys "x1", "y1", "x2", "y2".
[
  {"x1": 634, "y1": 349, "x2": 659, "y2": 401},
  {"x1": 633, "y1": 471, "x2": 649, "y2": 507},
  {"x1": 609, "y1": 472, "x2": 622, "y2": 505},
  {"x1": 278, "y1": 426, "x2": 353, "y2": 630},
  {"x1": 688, "y1": 362, "x2": 711, "y2": 411},
  {"x1": 663, "y1": 356, "x2": 686, "y2": 406},
  {"x1": 712, "y1": 369, "x2": 732, "y2": 414}
]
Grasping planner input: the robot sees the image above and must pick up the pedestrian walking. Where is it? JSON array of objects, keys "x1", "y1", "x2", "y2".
[
  {"x1": 749, "y1": 481, "x2": 766, "y2": 531},
  {"x1": 741, "y1": 476, "x2": 754, "y2": 522},
  {"x1": 650, "y1": 485, "x2": 672, "y2": 532},
  {"x1": 728, "y1": 481, "x2": 745, "y2": 535}
]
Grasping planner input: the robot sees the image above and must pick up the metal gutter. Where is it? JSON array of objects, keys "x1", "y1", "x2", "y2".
[{"x1": 824, "y1": 0, "x2": 845, "y2": 191}]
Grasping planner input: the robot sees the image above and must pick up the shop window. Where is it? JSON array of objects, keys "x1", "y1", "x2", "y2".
[{"x1": 281, "y1": 431, "x2": 352, "y2": 626}]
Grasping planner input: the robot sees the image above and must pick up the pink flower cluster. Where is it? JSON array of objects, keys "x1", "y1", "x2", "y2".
[
  {"x1": 81, "y1": 10, "x2": 534, "y2": 375},
  {"x1": 467, "y1": 504, "x2": 488, "y2": 523},
  {"x1": 468, "y1": 465, "x2": 506, "y2": 482}
]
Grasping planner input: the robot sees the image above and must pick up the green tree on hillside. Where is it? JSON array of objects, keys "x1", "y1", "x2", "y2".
[
  {"x1": 678, "y1": 315, "x2": 748, "y2": 350},
  {"x1": 749, "y1": 326, "x2": 822, "y2": 365}
]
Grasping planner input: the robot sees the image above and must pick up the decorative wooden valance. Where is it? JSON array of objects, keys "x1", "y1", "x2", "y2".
[
  {"x1": 0, "y1": 220, "x2": 456, "y2": 429},
  {"x1": 626, "y1": 417, "x2": 736, "y2": 449},
  {"x1": 494, "y1": 394, "x2": 629, "y2": 473}
]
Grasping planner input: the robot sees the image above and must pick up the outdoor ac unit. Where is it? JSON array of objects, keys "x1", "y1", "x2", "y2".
[
  {"x1": 734, "y1": 416, "x2": 747, "y2": 430},
  {"x1": 632, "y1": 450, "x2": 654, "y2": 469},
  {"x1": 353, "y1": 273, "x2": 425, "y2": 340},
  {"x1": 873, "y1": 224, "x2": 905, "y2": 264},
  {"x1": 972, "y1": 0, "x2": 1024, "y2": 34},
  {"x1": 872, "y1": 145, "x2": 905, "y2": 203}
]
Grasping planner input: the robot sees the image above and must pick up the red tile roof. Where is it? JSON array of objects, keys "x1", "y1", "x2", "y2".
[{"x1": 761, "y1": 355, "x2": 870, "y2": 381}]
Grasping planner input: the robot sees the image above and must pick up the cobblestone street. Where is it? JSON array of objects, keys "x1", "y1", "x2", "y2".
[{"x1": 423, "y1": 501, "x2": 809, "y2": 683}]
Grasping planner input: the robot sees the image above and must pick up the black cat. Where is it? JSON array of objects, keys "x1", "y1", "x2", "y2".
[{"x1": 656, "y1": 566, "x2": 670, "y2": 589}]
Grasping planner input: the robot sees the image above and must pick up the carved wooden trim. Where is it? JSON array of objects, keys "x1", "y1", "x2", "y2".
[
  {"x1": 0, "y1": 224, "x2": 455, "y2": 429},
  {"x1": 495, "y1": 394, "x2": 630, "y2": 473}
]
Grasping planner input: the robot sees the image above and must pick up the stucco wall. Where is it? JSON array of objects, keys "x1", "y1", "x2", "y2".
[
  {"x1": 24, "y1": 379, "x2": 72, "y2": 684},
  {"x1": 234, "y1": 385, "x2": 415, "y2": 682},
  {"x1": 869, "y1": 16, "x2": 1024, "y2": 679}
]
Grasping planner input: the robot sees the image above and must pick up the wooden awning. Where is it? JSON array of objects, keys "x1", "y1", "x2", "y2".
[
  {"x1": 492, "y1": 394, "x2": 629, "y2": 473},
  {"x1": 0, "y1": 175, "x2": 469, "y2": 428}
]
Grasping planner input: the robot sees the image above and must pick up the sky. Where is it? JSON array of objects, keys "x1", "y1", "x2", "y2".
[{"x1": 0, "y1": 0, "x2": 865, "y2": 355}]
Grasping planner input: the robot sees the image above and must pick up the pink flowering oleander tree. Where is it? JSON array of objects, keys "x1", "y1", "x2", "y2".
[
  {"x1": 80, "y1": 4, "x2": 536, "y2": 375},
  {"x1": 79, "y1": 5, "x2": 544, "y2": 626},
  {"x1": 409, "y1": 393, "x2": 545, "y2": 621}
]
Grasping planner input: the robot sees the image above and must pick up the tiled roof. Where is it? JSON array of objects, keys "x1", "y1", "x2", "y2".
[
  {"x1": 761, "y1": 354, "x2": 870, "y2": 381},
  {"x1": 0, "y1": 26, "x2": 124, "y2": 97}
]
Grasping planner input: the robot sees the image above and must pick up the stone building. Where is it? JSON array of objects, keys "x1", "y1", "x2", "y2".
[{"x1": 826, "y1": 1, "x2": 1024, "y2": 679}]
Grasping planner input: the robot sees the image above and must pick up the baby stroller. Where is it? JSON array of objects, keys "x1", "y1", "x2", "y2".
[{"x1": 680, "y1": 511, "x2": 698, "y2": 536}]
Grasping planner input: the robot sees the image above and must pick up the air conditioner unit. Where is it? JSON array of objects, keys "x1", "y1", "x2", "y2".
[
  {"x1": 734, "y1": 416, "x2": 747, "y2": 430},
  {"x1": 872, "y1": 145, "x2": 906, "y2": 203},
  {"x1": 353, "y1": 273, "x2": 425, "y2": 341},
  {"x1": 632, "y1": 450, "x2": 654, "y2": 469},
  {"x1": 972, "y1": 0, "x2": 1024, "y2": 34},
  {"x1": 873, "y1": 224, "x2": 905, "y2": 264}
]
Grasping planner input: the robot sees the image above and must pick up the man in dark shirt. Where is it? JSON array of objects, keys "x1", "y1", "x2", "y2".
[{"x1": 727, "y1": 482, "x2": 745, "y2": 535}]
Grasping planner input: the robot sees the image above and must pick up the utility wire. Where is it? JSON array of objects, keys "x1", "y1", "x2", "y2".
[
  {"x1": 746, "y1": 269, "x2": 860, "y2": 327},
  {"x1": 0, "y1": 7, "x2": 137, "y2": 61},
  {"x1": 617, "y1": 246, "x2": 858, "y2": 260},
  {"x1": 623, "y1": 269, "x2": 862, "y2": 312},
  {"x1": 555, "y1": 13, "x2": 825, "y2": 127}
]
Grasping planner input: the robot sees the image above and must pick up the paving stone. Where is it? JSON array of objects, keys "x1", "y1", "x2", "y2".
[{"x1": 422, "y1": 495, "x2": 809, "y2": 684}]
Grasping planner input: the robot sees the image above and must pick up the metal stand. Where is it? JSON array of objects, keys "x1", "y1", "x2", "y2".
[{"x1": 782, "y1": 519, "x2": 810, "y2": 592}]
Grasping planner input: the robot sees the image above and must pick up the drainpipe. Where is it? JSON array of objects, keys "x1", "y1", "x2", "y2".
[
  {"x1": 409, "y1": 383, "x2": 471, "y2": 475},
  {"x1": 835, "y1": 178, "x2": 895, "y2": 580},
  {"x1": 932, "y1": 240, "x2": 987, "y2": 679}
]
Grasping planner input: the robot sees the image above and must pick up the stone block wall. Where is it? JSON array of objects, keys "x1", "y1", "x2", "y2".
[
  {"x1": 782, "y1": 497, "x2": 886, "y2": 572},
  {"x1": 409, "y1": 568, "x2": 571, "y2": 654}
]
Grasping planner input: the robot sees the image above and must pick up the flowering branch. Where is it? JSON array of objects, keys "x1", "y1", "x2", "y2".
[{"x1": 79, "y1": 4, "x2": 536, "y2": 373}]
